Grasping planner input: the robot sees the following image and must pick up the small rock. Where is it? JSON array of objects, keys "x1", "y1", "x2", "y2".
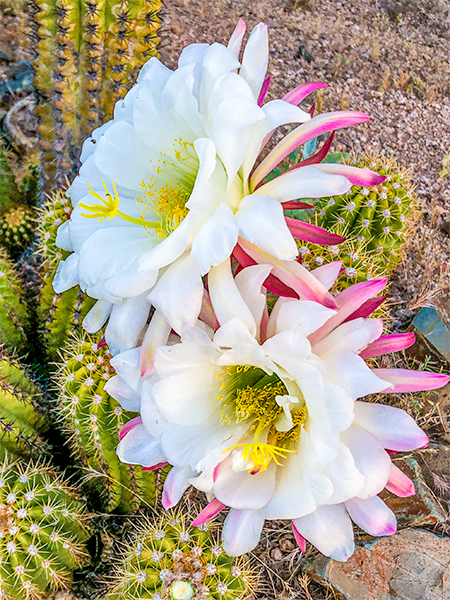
[
  {"x1": 279, "y1": 537, "x2": 295, "y2": 552},
  {"x1": 308, "y1": 529, "x2": 450, "y2": 600},
  {"x1": 270, "y1": 548, "x2": 283, "y2": 561},
  {"x1": 408, "y1": 306, "x2": 450, "y2": 366}
]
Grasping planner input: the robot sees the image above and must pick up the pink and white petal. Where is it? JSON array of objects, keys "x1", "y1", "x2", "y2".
[
  {"x1": 148, "y1": 253, "x2": 204, "y2": 333},
  {"x1": 285, "y1": 218, "x2": 345, "y2": 245},
  {"x1": 291, "y1": 523, "x2": 307, "y2": 553},
  {"x1": 341, "y1": 426, "x2": 391, "y2": 498},
  {"x1": 310, "y1": 261, "x2": 343, "y2": 291},
  {"x1": 53, "y1": 253, "x2": 79, "y2": 293},
  {"x1": 345, "y1": 495, "x2": 397, "y2": 537},
  {"x1": 353, "y1": 402, "x2": 428, "y2": 452},
  {"x1": 140, "y1": 310, "x2": 172, "y2": 377},
  {"x1": 312, "y1": 163, "x2": 386, "y2": 186},
  {"x1": 238, "y1": 238, "x2": 338, "y2": 309},
  {"x1": 162, "y1": 466, "x2": 195, "y2": 509},
  {"x1": 282, "y1": 82, "x2": 329, "y2": 105},
  {"x1": 138, "y1": 218, "x2": 189, "y2": 273},
  {"x1": 321, "y1": 351, "x2": 391, "y2": 399},
  {"x1": 385, "y1": 463, "x2": 415, "y2": 497},
  {"x1": 274, "y1": 299, "x2": 336, "y2": 337},
  {"x1": 116, "y1": 423, "x2": 166, "y2": 467},
  {"x1": 258, "y1": 76, "x2": 270, "y2": 106},
  {"x1": 313, "y1": 318, "x2": 383, "y2": 358},
  {"x1": 222, "y1": 509, "x2": 265, "y2": 556},
  {"x1": 118, "y1": 416, "x2": 142, "y2": 441},
  {"x1": 83, "y1": 300, "x2": 112, "y2": 333},
  {"x1": 192, "y1": 498, "x2": 227, "y2": 527},
  {"x1": 235, "y1": 265, "x2": 272, "y2": 340},
  {"x1": 239, "y1": 23, "x2": 269, "y2": 99},
  {"x1": 255, "y1": 166, "x2": 351, "y2": 201},
  {"x1": 104, "y1": 375, "x2": 141, "y2": 412},
  {"x1": 359, "y1": 332, "x2": 416, "y2": 359},
  {"x1": 227, "y1": 19, "x2": 247, "y2": 57},
  {"x1": 208, "y1": 260, "x2": 257, "y2": 336},
  {"x1": 105, "y1": 295, "x2": 151, "y2": 355},
  {"x1": 292, "y1": 504, "x2": 355, "y2": 562},
  {"x1": 372, "y1": 368, "x2": 450, "y2": 393},
  {"x1": 191, "y1": 203, "x2": 239, "y2": 275}
]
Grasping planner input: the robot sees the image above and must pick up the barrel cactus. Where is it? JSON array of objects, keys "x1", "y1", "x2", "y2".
[
  {"x1": 0, "y1": 205, "x2": 35, "y2": 256},
  {"x1": 106, "y1": 511, "x2": 255, "y2": 600},
  {"x1": 55, "y1": 332, "x2": 158, "y2": 512},
  {"x1": 0, "y1": 456, "x2": 91, "y2": 600},
  {"x1": 0, "y1": 248, "x2": 28, "y2": 354}
]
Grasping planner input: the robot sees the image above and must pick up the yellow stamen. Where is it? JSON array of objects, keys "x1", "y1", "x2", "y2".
[
  {"x1": 225, "y1": 442, "x2": 295, "y2": 472},
  {"x1": 78, "y1": 181, "x2": 159, "y2": 229}
]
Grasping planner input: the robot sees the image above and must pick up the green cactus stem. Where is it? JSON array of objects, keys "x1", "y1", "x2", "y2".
[
  {"x1": 55, "y1": 332, "x2": 158, "y2": 512},
  {"x1": 0, "y1": 456, "x2": 91, "y2": 600},
  {"x1": 37, "y1": 191, "x2": 96, "y2": 363},
  {"x1": 106, "y1": 511, "x2": 255, "y2": 600},
  {"x1": 0, "y1": 205, "x2": 35, "y2": 256},
  {"x1": 0, "y1": 249, "x2": 28, "y2": 355}
]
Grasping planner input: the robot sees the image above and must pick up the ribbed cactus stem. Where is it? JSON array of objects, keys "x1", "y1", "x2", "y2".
[{"x1": 0, "y1": 248, "x2": 28, "y2": 354}]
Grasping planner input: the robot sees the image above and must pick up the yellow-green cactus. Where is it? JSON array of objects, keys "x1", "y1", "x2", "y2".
[
  {"x1": 0, "y1": 248, "x2": 28, "y2": 355},
  {"x1": 55, "y1": 332, "x2": 158, "y2": 512},
  {"x1": 0, "y1": 456, "x2": 91, "y2": 600},
  {"x1": 37, "y1": 191, "x2": 95, "y2": 363},
  {"x1": 0, "y1": 354, "x2": 47, "y2": 461},
  {"x1": 0, "y1": 205, "x2": 35, "y2": 256},
  {"x1": 106, "y1": 511, "x2": 255, "y2": 600}
]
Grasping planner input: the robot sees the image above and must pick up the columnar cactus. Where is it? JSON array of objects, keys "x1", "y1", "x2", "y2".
[
  {"x1": 0, "y1": 205, "x2": 35, "y2": 256},
  {"x1": 309, "y1": 154, "x2": 417, "y2": 270},
  {"x1": 0, "y1": 456, "x2": 91, "y2": 600},
  {"x1": 37, "y1": 191, "x2": 95, "y2": 362},
  {"x1": 55, "y1": 333, "x2": 158, "y2": 512},
  {"x1": 106, "y1": 511, "x2": 255, "y2": 600},
  {"x1": 28, "y1": 0, "x2": 162, "y2": 187},
  {"x1": 0, "y1": 248, "x2": 28, "y2": 354},
  {"x1": 0, "y1": 143, "x2": 17, "y2": 214}
]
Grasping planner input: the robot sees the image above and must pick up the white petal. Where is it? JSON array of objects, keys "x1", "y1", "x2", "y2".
[
  {"x1": 323, "y1": 442, "x2": 365, "y2": 504},
  {"x1": 235, "y1": 264, "x2": 272, "y2": 340},
  {"x1": 227, "y1": 19, "x2": 246, "y2": 58},
  {"x1": 154, "y1": 336, "x2": 218, "y2": 378},
  {"x1": 148, "y1": 253, "x2": 203, "y2": 333},
  {"x1": 116, "y1": 423, "x2": 165, "y2": 467},
  {"x1": 274, "y1": 299, "x2": 336, "y2": 337},
  {"x1": 313, "y1": 318, "x2": 383, "y2": 358},
  {"x1": 341, "y1": 425, "x2": 391, "y2": 499},
  {"x1": 105, "y1": 295, "x2": 150, "y2": 355},
  {"x1": 345, "y1": 496, "x2": 397, "y2": 537},
  {"x1": 262, "y1": 330, "x2": 311, "y2": 365},
  {"x1": 105, "y1": 263, "x2": 159, "y2": 298},
  {"x1": 186, "y1": 138, "x2": 225, "y2": 214},
  {"x1": 353, "y1": 402, "x2": 428, "y2": 451},
  {"x1": 137, "y1": 56, "x2": 172, "y2": 86},
  {"x1": 293, "y1": 504, "x2": 355, "y2": 562},
  {"x1": 53, "y1": 253, "x2": 79, "y2": 293},
  {"x1": 104, "y1": 375, "x2": 141, "y2": 412},
  {"x1": 109, "y1": 348, "x2": 141, "y2": 391},
  {"x1": 162, "y1": 466, "x2": 194, "y2": 509},
  {"x1": 139, "y1": 218, "x2": 189, "y2": 273},
  {"x1": 236, "y1": 194, "x2": 298, "y2": 261},
  {"x1": 222, "y1": 509, "x2": 265, "y2": 556},
  {"x1": 321, "y1": 352, "x2": 391, "y2": 399},
  {"x1": 191, "y1": 203, "x2": 238, "y2": 275},
  {"x1": 79, "y1": 121, "x2": 115, "y2": 163},
  {"x1": 255, "y1": 165, "x2": 352, "y2": 201},
  {"x1": 239, "y1": 23, "x2": 268, "y2": 99},
  {"x1": 82, "y1": 300, "x2": 112, "y2": 333},
  {"x1": 55, "y1": 221, "x2": 72, "y2": 251}
]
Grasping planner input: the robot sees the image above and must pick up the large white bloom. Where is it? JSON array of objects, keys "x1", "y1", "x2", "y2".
[
  {"x1": 53, "y1": 20, "x2": 383, "y2": 354},
  {"x1": 112, "y1": 261, "x2": 449, "y2": 561}
]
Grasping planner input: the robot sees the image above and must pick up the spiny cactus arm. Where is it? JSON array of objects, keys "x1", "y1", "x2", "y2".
[{"x1": 0, "y1": 142, "x2": 18, "y2": 213}]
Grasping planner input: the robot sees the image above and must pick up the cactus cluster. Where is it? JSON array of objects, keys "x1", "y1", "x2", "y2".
[
  {"x1": 106, "y1": 511, "x2": 255, "y2": 600},
  {"x1": 309, "y1": 154, "x2": 417, "y2": 271},
  {"x1": 28, "y1": 0, "x2": 162, "y2": 188},
  {"x1": 0, "y1": 205, "x2": 35, "y2": 256},
  {"x1": 0, "y1": 248, "x2": 28, "y2": 355},
  {"x1": 55, "y1": 333, "x2": 158, "y2": 512},
  {"x1": 37, "y1": 191, "x2": 96, "y2": 363},
  {"x1": 0, "y1": 457, "x2": 91, "y2": 600},
  {"x1": 0, "y1": 354, "x2": 47, "y2": 461}
]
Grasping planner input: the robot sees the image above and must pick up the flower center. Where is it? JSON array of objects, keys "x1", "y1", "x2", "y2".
[{"x1": 217, "y1": 366, "x2": 307, "y2": 472}]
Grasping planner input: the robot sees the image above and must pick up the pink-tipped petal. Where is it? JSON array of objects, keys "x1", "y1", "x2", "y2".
[
  {"x1": 291, "y1": 522, "x2": 307, "y2": 553},
  {"x1": 251, "y1": 111, "x2": 371, "y2": 188},
  {"x1": 238, "y1": 238, "x2": 338, "y2": 309},
  {"x1": 191, "y1": 499, "x2": 227, "y2": 527},
  {"x1": 258, "y1": 76, "x2": 271, "y2": 106},
  {"x1": 199, "y1": 288, "x2": 219, "y2": 330},
  {"x1": 98, "y1": 337, "x2": 107, "y2": 349},
  {"x1": 373, "y1": 369, "x2": 450, "y2": 393},
  {"x1": 139, "y1": 310, "x2": 171, "y2": 377},
  {"x1": 282, "y1": 201, "x2": 315, "y2": 210},
  {"x1": 282, "y1": 82, "x2": 329, "y2": 105},
  {"x1": 345, "y1": 496, "x2": 397, "y2": 537},
  {"x1": 309, "y1": 278, "x2": 388, "y2": 345},
  {"x1": 360, "y1": 332, "x2": 416, "y2": 359},
  {"x1": 143, "y1": 462, "x2": 169, "y2": 472},
  {"x1": 344, "y1": 296, "x2": 387, "y2": 322},
  {"x1": 285, "y1": 217, "x2": 345, "y2": 245},
  {"x1": 295, "y1": 132, "x2": 335, "y2": 168},
  {"x1": 227, "y1": 19, "x2": 247, "y2": 57},
  {"x1": 310, "y1": 261, "x2": 343, "y2": 291},
  {"x1": 313, "y1": 163, "x2": 386, "y2": 186},
  {"x1": 385, "y1": 464, "x2": 415, "y2": 498},
  {"x1": 162, "y1": 466, "x2": 193, "y2": 510},
  {"x1": 118, "y1": 417, "x2": 142, "y2": 441}
]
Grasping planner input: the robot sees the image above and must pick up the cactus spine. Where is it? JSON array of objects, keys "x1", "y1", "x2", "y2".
[
  {"x1": 0, "y1": 206, "x2": 35, "y2": 256},
  {"x1": 0, "y1": 249, "x2": 28, "y2": 355},
  {"x1": 55, "y1": 333, "x2": 158, "y2": 512},
  {"x1": 37, "y1": 191, "x2": 96, "y2": 362},
  {"x1": 106, "y1": 511, "x2": 255, "y2": 600},
  {"x1": 0, "y1": 457, "x2": 91, "y2": 600}
]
